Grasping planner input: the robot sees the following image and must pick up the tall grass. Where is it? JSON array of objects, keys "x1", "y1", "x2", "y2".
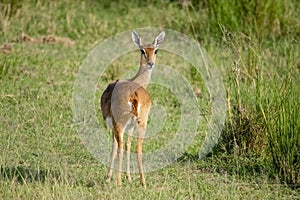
[
  {"x1": 262, "y1": 81, "x2": 300, "y2": 186},
  {"x1": 209, "y1": 27, "x2": 267, "y2": 156},
  {"x1": 184, "y1": 0, "x2": 300, "y2": 186},
  {"x1": 204, "y1": 0, "x2": 297, "y2": 38}
]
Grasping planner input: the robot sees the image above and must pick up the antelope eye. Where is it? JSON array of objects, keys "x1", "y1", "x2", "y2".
[
  {"x1": 140, "y1": 49, "x2": 146, "y2": 55},
  {"x1": 140, "y1": 49, "x2": 147, "y2": 58},
  {"x1": 154, "y1": 49, "x2": 158, "y2": 54}
]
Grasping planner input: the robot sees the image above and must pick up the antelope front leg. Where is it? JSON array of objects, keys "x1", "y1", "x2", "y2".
[
  {"x1": 106, "y1": 135, "x2": 117, "y2": 182},
  {"x1": 136, "y1": 126, "x2": 146, "y2": 187},
  {"x1": 125, "y1": 128, "x2": 133, "y2": 182},
  {"x1": 114, "y1": 128, "x2": 124, "y2": 187},
  {"x1": 117, "y1": 143, "x2": 123, "y2": 186}
]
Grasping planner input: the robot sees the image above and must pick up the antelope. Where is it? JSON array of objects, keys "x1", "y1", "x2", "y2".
[{"x1": 100, "y1": 31, "x2": 165, "y2": 187}]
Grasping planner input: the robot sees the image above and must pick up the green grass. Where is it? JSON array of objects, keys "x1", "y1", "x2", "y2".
[
  {"x1": 262, "y1": 81, "x2": 300, "y2": 187},
  {"x1": 1, "y1": 0, "x2": 300, "y2": 199}
]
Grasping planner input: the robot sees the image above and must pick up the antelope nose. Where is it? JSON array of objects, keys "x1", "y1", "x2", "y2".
[{"x1": 147, "y1": 61, "x2": 154, "y2": 68}]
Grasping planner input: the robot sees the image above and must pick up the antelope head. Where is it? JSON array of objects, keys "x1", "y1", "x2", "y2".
[{"x1": 132, "y1": 30, "x2": 165, "y2": 69}]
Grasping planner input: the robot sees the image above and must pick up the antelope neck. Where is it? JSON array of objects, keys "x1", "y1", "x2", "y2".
[{"x1": 129, "y1": 64, "x2": 153, "y2": 89}]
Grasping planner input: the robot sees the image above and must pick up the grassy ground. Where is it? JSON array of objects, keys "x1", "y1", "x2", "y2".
[{"x1": 1, "y1": 0, "x2": 300, "y2": 199}]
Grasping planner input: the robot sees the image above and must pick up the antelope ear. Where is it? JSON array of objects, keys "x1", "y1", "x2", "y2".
[
  {"x1": 132, "y1": 30, "x2": 142, "y2": 48},
  {"x1": 153, "y1": 31, "x2": 165, "y2": 47}
]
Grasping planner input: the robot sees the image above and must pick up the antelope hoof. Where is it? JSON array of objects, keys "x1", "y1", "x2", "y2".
[
  {"x1": 126, "y1": 174, "x2": 132, "y2": 182},
  {"x1": 141, "y1": 179, "x2": 146, "y2": 187},
  {"x1": 105, "y1": 175, "x2": 112, "y2": 183},
  {"x1": 117, "y1": 180, "x2": 122, "y2": 187}
]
